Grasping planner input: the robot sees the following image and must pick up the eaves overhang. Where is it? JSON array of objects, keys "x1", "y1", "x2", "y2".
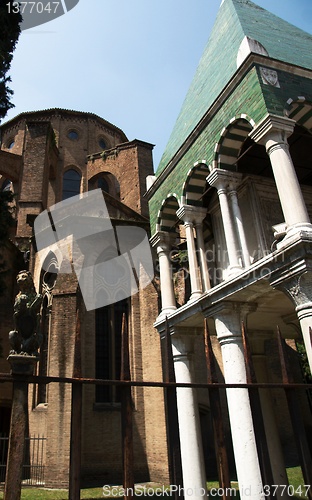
[{"x1": 145, "y1": 54, "x2": 312, "y2": 202}]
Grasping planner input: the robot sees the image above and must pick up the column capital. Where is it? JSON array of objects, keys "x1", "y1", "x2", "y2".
[
  {"x1": 249, "y1": 114, "x2": 296, "y2": 146},
  {"x1": 150, "y1": 230, "x2": 177, "y2": 251},
  {"x1": 271, "y1": 269, "x2": 312, "y2": 310},
  {"x1": 171, "y1": 332, "x2": 195, "y2": 359},
  {"x1": 227, "y1": 171, "x2": 243, "y2": 191},
  {"x1": 206, "y1": 168, "x2": 233, "y2": 191},
  {"x1": 157, "y1": 322, "x2": 203, "y2": 340},
  {"x1": 204, "y1": 300, "x2": 257, "y2": 320},
  {"x1": 176, "y1": 204, "x2": 207, "y2": 225},
  {"x1": 204, "y1": 301, "x2": 257, "y2": 344}
]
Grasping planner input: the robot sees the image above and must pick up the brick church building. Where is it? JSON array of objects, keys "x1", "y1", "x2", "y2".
[
  {"x1": 1, "y1": 0, "x2": 312, "y2": 497},
  {"x1": 0, "y1": 108, "x2": 169, "y2": 486}
]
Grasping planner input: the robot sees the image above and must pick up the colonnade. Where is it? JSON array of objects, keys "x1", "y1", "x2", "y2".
[{"x1": 151, "y1": 115, "x2": 312, "y2": 500}]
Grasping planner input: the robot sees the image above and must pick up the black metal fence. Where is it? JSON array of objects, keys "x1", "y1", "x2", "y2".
[
  {"x1": 0, "y1": 317, "x2": 312, "y2": 500},
  {"x1": 0, "y1": 434, "x2": 46, "y2": 485}
]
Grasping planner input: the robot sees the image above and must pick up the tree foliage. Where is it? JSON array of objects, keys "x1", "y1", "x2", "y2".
[
  {"x1": 296, "y1": 340, "x2": 312, "y2": 384},
  {"x1": 0, "y1": 1, "x2": 22, "y2": 120}
]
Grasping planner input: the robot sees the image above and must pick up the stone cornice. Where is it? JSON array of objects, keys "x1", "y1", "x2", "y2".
[
  {"x1": 153, "y1": 233, "x2": 312, "y2": 331},
  {"x1": 1, "y1": 108, "x2": 129, "y2": 142},
  {"x1": 87, "y1": 139, "x2": 154, "y2": 162},
  {"x1": 249, "y1": 114, "x2": 296, "y2": 145}
]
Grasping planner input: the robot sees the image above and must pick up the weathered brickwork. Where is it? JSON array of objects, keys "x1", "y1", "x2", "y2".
[
  {"x1": 0, "y1": 108, "x2": 169, "y2": 488},
  {"x1": 88, "y1": 140, "x2": 154, "y2": 219}
]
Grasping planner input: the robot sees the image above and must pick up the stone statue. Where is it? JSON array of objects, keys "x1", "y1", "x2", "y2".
[{"x1": 9, "y1": 270, "x2": 43, "y2": 356}]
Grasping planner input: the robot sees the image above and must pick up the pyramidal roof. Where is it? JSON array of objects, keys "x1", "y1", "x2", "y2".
[{"x1": 156, "y1": 0, "x2": 312, "y2": 175}]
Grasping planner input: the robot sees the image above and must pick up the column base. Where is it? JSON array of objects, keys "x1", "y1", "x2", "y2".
[
  {"x1": 228, "y1": 265, "x2": 242, "y2": 277},
  {"x1": 277, "y1": 223, "x2": 312, "y2": 249},
  {"x1": 156, "y1": 307, "x2": 177, "y2": 322},
  {"x1": 188, "y1": 291, "x2": 202, "y2": 302}
]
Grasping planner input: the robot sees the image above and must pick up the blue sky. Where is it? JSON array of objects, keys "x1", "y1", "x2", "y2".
[{"x1": 4, "y1": 0, "x2": 312, "y2": 170}]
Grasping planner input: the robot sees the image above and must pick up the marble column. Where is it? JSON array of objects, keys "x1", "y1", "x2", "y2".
[
  {"x1": 150, "y1": 231, "x2": 177, "y2": 318},
  {"x1": 211, "y1": 303, "x2": 264, "y2": 500},
  {"x1": 207, "y1": 169, "x2": 241, "y2": 274},
  {"x1": 171, "y1": 332, "x2": 207, "y2": 499},
  {"x1": 250, "y1": 115, "x2": 312, "y2": 238},
  {"x1": 176, "y1": 205, "x2": 202, "y2": 300},
  {"x1": 228, "y1": 173, "x2": 250, "y2": 268},
  {"x1": 193, "y1": 208, "x2": 211, "y2": 292}
]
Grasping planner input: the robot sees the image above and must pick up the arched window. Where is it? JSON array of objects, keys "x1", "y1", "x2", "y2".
[
  {"x1": 95, "y1": 298, "x2": 128, "y2": 404},
  {"x1": 98, "y1": 137, "x2": 107, "y2": 150},
  {"x1": 1, "y1": 179, "x2": 13, "y2": 192},
  {"x1": 36, "y1": 253, "x2": 58, "y2": 406},
  {"x1": 97, "y1": 176, "x2": 109, "y2": 193},
  {"x1": 37, "y1": 296, "x2": 49, "y2": 405},
  {"x1": 88, "y1": 172, "x2": 120, "y2": 198},
  {"x1": 62, "y1": 169, "x2": 81, "y2": 200}
]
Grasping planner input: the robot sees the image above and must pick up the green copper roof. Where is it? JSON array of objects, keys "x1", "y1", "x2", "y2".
[{"x1": 156, "y1": 0, "x2": 312, "y2": 175}]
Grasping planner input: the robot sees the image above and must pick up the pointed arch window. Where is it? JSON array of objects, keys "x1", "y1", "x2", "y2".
[
  {"x1": 35, "y1": 253, "x2": 58, "y2": 406},
  {"x1": 97, "y1": 176, "x2": 109, "y2": 193},
  {"x1": 37, "y1": 295, "x2": 49, "y2": 405},
  {"x1": 1, "y1": 179, "x2": 13, "y2": 192},
  {"x1": 62, "y1": 169, "x2": 81, "y2": 200},
  {"x1": 95, "y1": 298, "x2": 128, "y2": 404}
]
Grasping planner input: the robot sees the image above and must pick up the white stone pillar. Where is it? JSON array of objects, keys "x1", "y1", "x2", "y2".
[
  {"x1": 207, "y1": 169, "x2": 241, "y2": 274},
  {"x1": 250, "y1": 115, "x2": 312, "y2": 237},
  {"x1": 273, "y1": 271, "x2": 312, "y2": 373},
  {"x1": 228, "y1": 173, "x2": 251, "y2": 268},
  {"x1": 176, "y1": 206, "x2": 202, "y2": 301},
  {"x1": 150, "y1": 231, "x2": 177, "y2": 318},
  {"x1": 212, "y1": 303, "x2": 264, "y2": 500},
  {"x1": 171, "y1": 332, "x2": 207, "y2": 499},
  {"x1": 194, "y1": 214, "x2": 211, "y2": 292},
  {"x1": 296, "y1": 304, "x2": 312, "y2": 373}
]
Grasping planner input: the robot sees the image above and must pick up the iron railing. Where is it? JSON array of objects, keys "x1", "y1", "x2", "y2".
[
  {"x1": 0, "y1": 434, "x2": 46, "y2": 485},
  {"x1": 0, "y1": 318, "x2": 312, "y2": 500}
]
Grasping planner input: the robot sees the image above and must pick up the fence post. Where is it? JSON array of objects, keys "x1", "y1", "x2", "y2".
[
  {"x1": 120, "y1": 313, "x2": 134, "y2": 500},
  {"x1": 204, "y1": 319, "x2": 230, "y2": 497},
  {"x1": 4, "y1": 356, "x2": 38, "y2": 500},
  {"x1": 69, "y1": 307, "x2": 82, "y2": 500},
  {"x1": 241, "y1": 322, "x2": 274, "y2": 498},
  {"x1": 163, "y1": 318, "x2": 184, "y2": 499},
  {"x1": 277, "y1": 326, "x2": 312, "y2": 499}
]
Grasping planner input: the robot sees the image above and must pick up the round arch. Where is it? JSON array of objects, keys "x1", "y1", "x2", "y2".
[
  {"x1": 88, "y1": 171, "x2": 120, "y2": 198},
  {"x1": 213, "y1": 115, "x2": 255, "y2": 171},
  {"x1": 182, "y1": 161, "x2": 210, "y2": 207},
  {"x1": 156, "y1": 194, "x2": 180, "y2": 233},
  {"x1": 284, "y1": 96, "x2": 312, "y2": 132},
  {"x1": 283, "y1": 98, "x2": 312, "y2": 185}
]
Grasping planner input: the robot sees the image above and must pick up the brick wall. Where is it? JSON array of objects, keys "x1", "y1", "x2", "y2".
[{"x1": 1, "y1": 108, "x2": 169, "y2": 487}]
